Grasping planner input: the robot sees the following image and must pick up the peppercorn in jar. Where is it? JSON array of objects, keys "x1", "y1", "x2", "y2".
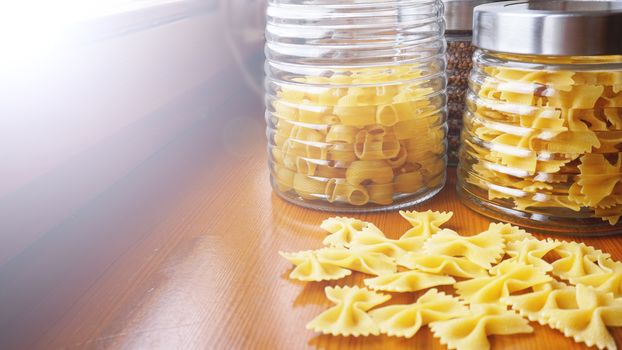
[{"x1": 443, "y1": 0, "x2": 502, "y2": 165}]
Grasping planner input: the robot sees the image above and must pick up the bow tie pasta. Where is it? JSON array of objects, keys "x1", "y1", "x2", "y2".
[
  {"x1": 460, "y1": 53, "x2": 622, "y2": 228},
  {"x1": 370, "y1": 289, "x2": 469, "y2": 338},
  {"x1": 429, "y1": 303, "x2": 533, "y2": 350},
  {"x1": 306, "y1": 286, "x2": 391, "y2": 336},
  {"x1": 279, "y1": 211, "x2": 622, "y2": 349}
]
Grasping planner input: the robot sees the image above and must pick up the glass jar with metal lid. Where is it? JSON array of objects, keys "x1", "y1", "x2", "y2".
[
  {"x1": 458, "y1": 1, "x2": 622, "y2": 234},
  {"x1": 443, "y1": 0, "x2": 502, "y2": 165},
  {"x1": 265, "y1": 0, "x2": 448, "y2": 212}
]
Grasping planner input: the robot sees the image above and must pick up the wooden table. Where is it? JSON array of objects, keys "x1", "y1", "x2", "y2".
[{"x1": 1, "y1": 90, "x2": 621, "y2": 350}]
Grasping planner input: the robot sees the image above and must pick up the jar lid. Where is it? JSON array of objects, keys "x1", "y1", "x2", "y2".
[
  {"x1": 473, "y1": 0, "x2": 622, "y2": 56},
  {"x1": 443, "y1": 0, "x2": 503, "y2": 32}
]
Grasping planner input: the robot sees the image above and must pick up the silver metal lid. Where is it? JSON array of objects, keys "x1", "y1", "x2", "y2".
[
  {"x1": 443, "y1": 0, "x2": 503, "y2": 31},
  {"x1": 473, "y1": 1, "x2": 622, "y2": 55}
]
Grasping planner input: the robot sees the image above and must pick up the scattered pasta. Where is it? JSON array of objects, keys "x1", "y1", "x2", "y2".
[
  {"x1": 505, "y1": 283, "x2": 622, "y2": 350},
  {"x1": 279, "y1": 249, "x2": 352, "y2": 282},
  {"x1": 397, "y1": 253, "x2": 489, "y2": 278},
  {"x1": 278, "y1": 210, "x2": 622, "y2": 349},
  {"x1": 364, "y1": 270, "x2": 455, "y2": 293},
  {"x1": 320, "y1": 217, "x2": 383, "y2": 247},
  {"x1": 306, "y1": 286, "x2": 391, "y2": 336},
  {"x1": 454, "y1": 260, "x2": 552, "y2": 304},
  {"x1": 316, "y1": 247, "x2": 397, "y2": 276},
  {"x1": 423, "y1": 228, "x2": 505, "y2": 269},
  {"x1": 567, "y1": 257, "x2": 622, "y2": 297},
  {"x1": 551, "y1": 241, "x2": 610, "y2": 281},
  {"x1": 398, "y1": 210, "x2": 453, "y2": 238},
  {"x1": 370, "y1": 289, "x2": 469, "y2": 337},
  {"x1": 429, "y1": 304, "x2": 533, "y2": 350},
  {"x1": 504, "y1": 238, "x2": 561, "y2": 271}
]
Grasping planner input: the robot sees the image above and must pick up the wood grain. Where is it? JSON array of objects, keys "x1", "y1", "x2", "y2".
[{"x1": 0, "y1": 91, "x2": 621, "y2": 350}]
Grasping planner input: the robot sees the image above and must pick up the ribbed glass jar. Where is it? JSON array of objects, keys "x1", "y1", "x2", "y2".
[
  {"x1": 265, "y1": 0, "x2": 448, "y2": 212},
  {"x1": 459, "y1": 50, "x2": 622, "y2": 233}
]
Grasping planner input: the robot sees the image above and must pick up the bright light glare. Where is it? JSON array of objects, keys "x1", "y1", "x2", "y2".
[{"x1": 0, "y1": 0, "x2": 174, "y2": 67}]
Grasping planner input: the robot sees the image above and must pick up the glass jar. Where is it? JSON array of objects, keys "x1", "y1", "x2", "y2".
[
  {"x1": 443, "y1": 0, "x2": 500, "y2": 165},
  {"x1": 265, "y1": 0, "x2": 448, "y2": 212},
  {"x1": 458, "y1": 1, "x2": 622, "y2": 234}
]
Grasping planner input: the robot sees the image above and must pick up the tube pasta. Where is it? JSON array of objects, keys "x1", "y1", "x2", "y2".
[
  {"x1": 394, "y1": 170, "x2": 424, "y2": 193},
  {"x1": 367, "y1": 183, "x2": 394, "y2": 205},
  {"x1": 326, "y1": 124, "x2": 358, "y2": 144},
  {"x1": 316, "y1": 164, "x2": 347, "y2": 179},
  {"x1": 387, "y1": 144, "x2": 408, "y2": 168},
  {"x1": 296, "y1": 157, "x2": 318, "y2": 176},
  {"x1": 269, "y1": 65, "x2": 447, "y2": 207},
  {"x1": 272, "y1": 100, "x2": 299, "y2": 121},
  {"x1": 346, "y1": 160, "x2": 394, "y2": 185},
  {"x1": 324, "y1": 179, "x2": 370, "y2": 205},
  {"x1": 376, "y1": 104, "x2": 399, "y2": 126},
  {"x1": 346, "y1": 185, "x2": 370, "y2": 206},
  {"x1": 298, "y1": 101, "x2": 329, "y2": 124},
  {"x1": 334, "y1": 105, "x2": 377, "y2": 127},
  {"x1": 327, "y1": 143, "x2": 357, "y2": 162},
  {"x1": 354, "y1": 126, "x2": 400, "y2": 160},
  {"x1": 273, "y1": 165, "x2": 295, "y2": 192},
  {"x1": 325, "y1": 179, "x2": 348, "y2": 203},
  {"x1": 293, "y1": 173, "x2": 326, "y2": 200}
]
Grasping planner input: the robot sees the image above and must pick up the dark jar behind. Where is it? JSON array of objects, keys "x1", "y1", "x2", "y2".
[{"x1": 443, "y1": 0, "x2": 501, "y2": 165}]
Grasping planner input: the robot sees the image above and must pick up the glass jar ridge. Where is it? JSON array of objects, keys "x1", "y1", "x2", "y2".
[{"x1": 265, "y1": 0, "x2": 448, "y2": 211}]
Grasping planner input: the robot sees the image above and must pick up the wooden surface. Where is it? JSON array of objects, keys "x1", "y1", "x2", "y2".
[{"x1": 1, "y1": 91, "x2": 622, "y2": 350}]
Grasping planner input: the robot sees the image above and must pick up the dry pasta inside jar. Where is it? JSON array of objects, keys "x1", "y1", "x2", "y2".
[
  {"x1": 265, "y1": 0, "x2": 447, "y2": 211},
  {"x1": 458, "y1": 1, "x2": 622, "y2": 233}
]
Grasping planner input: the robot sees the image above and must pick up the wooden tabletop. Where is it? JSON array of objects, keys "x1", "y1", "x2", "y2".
[{"x1": 2, "y1": 89, "x2": 621, "y2": 350}]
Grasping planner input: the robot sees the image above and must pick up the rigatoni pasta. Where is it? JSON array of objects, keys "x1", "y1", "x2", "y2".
[{"x1": 267, "y1": 66, "x2": 447, "y2": 209}]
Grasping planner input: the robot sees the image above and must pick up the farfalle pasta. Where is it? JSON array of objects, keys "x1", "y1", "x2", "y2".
[
  {"x1": 370, "y1": 289, "x2": 469, "y2": 337},
  {"x1": 429, "y1": 304, "x2": 533, "y2": 350},
  {"x1": 501, "y1": 281, "x2": 573, "y2": 324},
  {"x1": 364, "y1": 270, "x2": 455, "y2": 293},
  {"x1": 279, "y1": 250, "x2": 352, "y2": 282},
  {"x1": 568, "y1": 258, "x2": 622, "y2": 298},
  {"x1": 504, "y1": 238, "x2": 560, "y2": 271},
  {"x1": 481, "y1": 222, "x2": 533, "y2": 243},
  {"x1": 267, "y1": 65, "x2": 447, "y2": 210},
  {"x1": 398, "y1": 210, "x2": 453, "y2": 238},
  {"x1": 306, "y1": 286, "x2": 391, "y2": 336},
  {"x1": 320, "y1": 217, "x2": 383, "y2": 247},
  {"x1": 550, "y1": 241, "x2": 610, "y2": 281},
  {"x1": 542, "y1": 285, "x2": 622, "y2": 350},
  {"x1": 349, "y1": 230, "x2": 425, "y2": 260},
  {"x1": 506, "y1": 284, "x2": 622, "y2": 350},
  {"x1": 455, "y1": 260, "x2": 552, "y2": 304},
  {"x1": 459, "y1": 50, "x2": 622, "y2": 229},
  {"x1": 423, "y1": 229, "x2": 504, "y2": 269},
  {"x1": 397, "y1": 253, "x2": 489, "y2": 279},
  {"x1": 279, "y1": 211, "x2": 622, "y2": 349},
  {"x1": 316, "y1": 247, "x2": 397, "y2": 276}
]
